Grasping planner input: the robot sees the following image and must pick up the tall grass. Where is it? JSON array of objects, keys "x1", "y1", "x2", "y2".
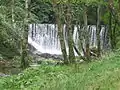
[{"x1": 1, "y1": 52, "x2": 120, "y2": 90}]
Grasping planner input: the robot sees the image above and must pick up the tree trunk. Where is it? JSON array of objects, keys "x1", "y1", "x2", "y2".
[
  {"x1": 118, "y1": 0, "x2": 120, "y2": 33},
  {"x1": 66, "y1": 4, "x2": 75, "y2": 63},
  {"x1": 83, "y1": 6, "x2": 90, "y2": 61},
  {"x1": 55, "y1": 4, "x2": 68, "y2": 64},
  {"x1": 32, "y1": 24, "x2": 34, "y2": 39},
  {"x1": 96, "y1": 5, "x2": 101, "y2": 57},
  {"x1": 103, "y1": 26, "x2": 107, "y2": 50},
  {"x1": 112, "y1": 21, "x2": 117, "y2": 49},
  {"x1": 21, "y1": 0, "x2": 29, "y2": 69},
  {"x1": 11, "y1": 0, "x2": 15, "y2": 25},
  {"x1": 108, "y1": 0, "x2": 117, "y2": 49}
]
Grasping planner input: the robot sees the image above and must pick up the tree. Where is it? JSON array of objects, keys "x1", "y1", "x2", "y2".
[
  {"x1": 96, "y1": 4, "x2": 101, "y2": 57},
  {"x1": 65, "y1": 3, "x2": 75, "y2": 63},
  {"x1": 55, "y1": 4, "x2": 68, "y2": 64},
  {"x1": 83, "y1": 6, "x2": 91, "y2": 60},
  {"x1": 21, "y1": 0, "x2": 30, "y2": 69}
]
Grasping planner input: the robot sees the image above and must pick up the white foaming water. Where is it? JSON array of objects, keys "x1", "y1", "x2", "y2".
[
  {"x1": 28, "y1": 36, "x2": 62, "y2": 55},
  {"x1": 28, "y1": 24, "x2": 107, "y2": 55}
]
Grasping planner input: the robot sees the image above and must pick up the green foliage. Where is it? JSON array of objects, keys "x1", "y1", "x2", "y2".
[
  {"x1": 30, "y1": 0, "x2": 55, "y2": 23},
  {"x1": 0, "y1": 0, "x2": 38, "y2": 59},
  {"x1": 1, "y1": 52, "x2": 120, "y2": 90}
]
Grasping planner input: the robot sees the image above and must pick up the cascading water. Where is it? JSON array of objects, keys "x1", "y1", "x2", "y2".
[
  {"x1": 28, "y1": 24, "x2": 61, "y2": 54},
  {"x1": 28, "y1": 24, "x2": 108, "y2": 55}
]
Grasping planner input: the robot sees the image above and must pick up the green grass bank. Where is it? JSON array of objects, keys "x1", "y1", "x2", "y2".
[{"x1": 1, "y1": 52, "x2": 120, "y2": 90}]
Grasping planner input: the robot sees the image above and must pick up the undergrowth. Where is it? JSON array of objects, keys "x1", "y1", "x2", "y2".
[{"x1": 0, "y1": 52, "x2": 120, "y2": 90}]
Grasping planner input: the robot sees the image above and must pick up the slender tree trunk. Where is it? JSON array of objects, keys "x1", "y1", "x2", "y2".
[
  {"x1": 55, "y1": 4, "x2": 68, "y2": 64},
  {"x1": 109, "y1": 9, "x2": 113, "y2": 49},
  {"x1": 21, "y1": 0, "x2": 29, "y2": 69},
  {"x1": 11, "y1": 0, "x2": 15, "y2": 25},
  {"x1": 118, "y1": 0, "x2": 120, "y2": 34},
  {"x1": 66, "y1": 4, "x2": 75, "y2": 63},
  {"x1": 32, "y1": 24, "x2": 34, "y2": 39},
  {"x1": 34, "y1": 24, "x2": 37, "y2": 36},
  {"x1": 96, "y1": 5, "x2": 101, "y2": 57},
  {"x1": 11, "y1": 0, "x2": 16, "y2": 44},
  {"x1": 113, "y1": 21, "x2": 117, "y2": 49},
  {"x1": 103, "y1": 26, "x2": 107, "y2": 49},
  {"x1": 58, "y1": 23, "x2": 68, "y2": 64},
  {"x1": 83, "y1": 6, "x2": 90, "y2": 61},
  {"x1": 76, "y1": 23, "x2": 85, "y2": 59},
  {"x1": 108, "y1": 0, "x2": 117, "y2": 49}
]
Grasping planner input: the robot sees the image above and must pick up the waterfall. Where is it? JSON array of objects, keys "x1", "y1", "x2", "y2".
[
  {"x1": 28, "y1": 24, "x2": 107, "y2": 55},
  {"x1": 28, "y1": 24, "x2": 61, "y2": 54}
]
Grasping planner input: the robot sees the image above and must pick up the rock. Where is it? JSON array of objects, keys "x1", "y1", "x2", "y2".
[
  {"x1": 36, "y1": 53, "x2": 63, "y2": 60},
  {"x1": 28, "y1": 43, "x2": 37, "y2": 52},
  {"x1": 0, "y1": 73, "x2": 10, "y2": 77}
]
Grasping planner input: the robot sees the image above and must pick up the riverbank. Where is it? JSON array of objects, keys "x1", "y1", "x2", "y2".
[{"x1": 0, "y1": 52, "x2": 120, "y2": 90}]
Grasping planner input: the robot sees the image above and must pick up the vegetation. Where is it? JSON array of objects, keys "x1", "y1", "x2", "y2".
[
  {"x1": 0, "y1": 51, "x2": 120, "y2": 90},
  {"x1": 1, "y1": 0, "x2": 120, "y2": 63},
  {"x1": 0, "y1": 0, "x2": 120, "y2": 89}
]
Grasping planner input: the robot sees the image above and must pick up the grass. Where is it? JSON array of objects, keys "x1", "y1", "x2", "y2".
[{"x1": 1, "y1": 52, "x2": 120, "y2": 90}]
